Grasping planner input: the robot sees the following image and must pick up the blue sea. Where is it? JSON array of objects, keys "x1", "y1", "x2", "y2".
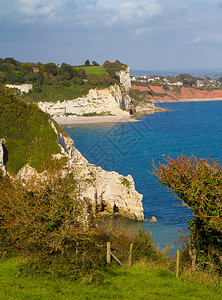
[{"x1": 62, "y1": 101, "x2": 222, "y2": 248}]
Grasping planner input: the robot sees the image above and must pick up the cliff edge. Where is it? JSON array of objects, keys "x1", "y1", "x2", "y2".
[{"x1": 0, "y1": 85, "x2": 144, "y2": 221}]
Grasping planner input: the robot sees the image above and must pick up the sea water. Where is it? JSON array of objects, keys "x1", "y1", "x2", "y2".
[{"x1": 62, "y1": 101, "x2": 222, "y2": 248}]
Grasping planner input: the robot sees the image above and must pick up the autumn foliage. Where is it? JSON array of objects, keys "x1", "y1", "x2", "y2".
[{"x1": 153, "y1": 155, "x2": 222, "y2": 271}]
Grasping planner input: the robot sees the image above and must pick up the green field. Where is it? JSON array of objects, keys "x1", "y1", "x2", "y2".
[
  {"x1": 79, "y1": 66, "x2": 108, "y2": 77},
  {"x1": 0, "y1": 258, "x2": 221, "y2": 299}
]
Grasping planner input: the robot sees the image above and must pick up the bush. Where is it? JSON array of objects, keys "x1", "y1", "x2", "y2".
[{"x1": 153, "y1": 155, "x2": 222, "y2": 273}]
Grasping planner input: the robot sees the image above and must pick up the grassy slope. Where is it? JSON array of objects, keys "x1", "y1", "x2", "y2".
[
  {"x1": 80, "y1": 66, "x2": 108, "y2": 77},
  {"x1": 0, "y1": 258, "x2": 221, "y2": 299},
  {"x1": 0, "y1": 85, "x2": 61, "y2": 174}
]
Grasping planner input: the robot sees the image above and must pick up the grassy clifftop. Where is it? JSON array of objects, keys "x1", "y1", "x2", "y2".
[
  {"x1": 0, "y1": 85, "x2": 61, "y2": 174},
  {"x1": 0, "y1": 58, "x2": 128, "y2": 103}
]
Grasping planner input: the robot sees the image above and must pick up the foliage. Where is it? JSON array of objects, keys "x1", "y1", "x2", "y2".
[
  {"x1": 0, "y1": 85, "x2": 60, "y2": 174},
  {"x1": 121, "y1": 177, "x2": 131, "y2": 188},
  {"x1": 153, "y1": 155, "x2": 222, "y2": 272},
  {"x1": 129, "y1": 88, "x2": 152, "y2": 106},
  {"x1": 103, "y1": 60, "x2": 127, "y2": 82},
  {"x1": 0, "y1": 57, "x2": 126, "y2": 103},
  {"x1": 0, "y1": 171, "x2": 166, "y2": 279},
  {"x1": 178, "y1": 73, "x2": 198, "y2": 87},
  {"x1": 84, "y1": 59, "x2": 90, "y2": 66},
  {"x1": 81, "y1": 112, "x2": 114, "y2": 117}
]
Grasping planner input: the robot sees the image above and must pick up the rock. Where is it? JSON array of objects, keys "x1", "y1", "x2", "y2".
[
  {"x1": 5, "y1": 84, "x2": 33, "y2": 94},
  {"x1": 38, "y1": 84, "x2": 131, "y2": 117},
  {"x1": 0, "y1": 139, "x2": 6, "y2": 175},
  {"x1": 116, "y1": 67, "x2": 131, "y2": 92},
  {"x1": 150, "y1": 216, "x2": 157, "y2": 222}
]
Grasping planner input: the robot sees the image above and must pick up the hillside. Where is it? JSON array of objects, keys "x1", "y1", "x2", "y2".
[{"x1": 0, "y1": 85, "x2": 61, "y2": 174}]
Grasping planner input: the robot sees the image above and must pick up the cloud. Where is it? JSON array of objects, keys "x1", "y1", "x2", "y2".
[
  {"x1": 0, "y1": 0, "x2": 98, "y2": 22},
  {"x1": 104, "y1": 2, "x2": 163, "y2": 27},
  {"x1": 193, "y1": 33, "x2": 222, "y2": 45}
]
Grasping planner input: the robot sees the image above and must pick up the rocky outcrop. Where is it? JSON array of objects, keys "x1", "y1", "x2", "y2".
[
  {"x1": 0, "y1": 139, "x2": 6, "y2": 175},
  {"x1": 16, "y1": 120, "x2": 144, "y2": 221},
  {"x1": 38, "y1": 84, "x2": 130, "y2": 117},
  {"x1": 5, "y1": 84, "x2": 33, "y2": 94},
  {"x1": 117, "y1": 66, "x2": 131, "y2": 92},
  {"x1": 116, "y1": 67, "x2": 133, "y2": 111},
  {"x1": 134, "y1": 102, "x2": 168, "y2": 116}
]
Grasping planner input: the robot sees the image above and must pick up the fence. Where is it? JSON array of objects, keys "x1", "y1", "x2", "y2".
[{"x1": 106, "y1": 242, "x2": 180, "y2": 278}]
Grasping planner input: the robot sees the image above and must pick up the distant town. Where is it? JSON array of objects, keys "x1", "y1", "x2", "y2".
[{"x1": 131, "y1": 73, "x2": 222, "y2": 89}]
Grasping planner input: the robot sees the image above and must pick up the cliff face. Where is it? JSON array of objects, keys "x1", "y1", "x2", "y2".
[
  {"x1": 37, "y1": 69, "x2": 134, "y2": 116},
  {"x1": 132, "y1": 84, "x2": 222, "y2": 101},
  {"x1": 38, "y1": 84, "x2": 130, "y2": 117},
  {"x1": 15, "y1": 120, "x2": 144, "y2": 221}
]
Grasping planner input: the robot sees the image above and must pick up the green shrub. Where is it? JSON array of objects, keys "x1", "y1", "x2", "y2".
[{"x1": 153, "y1": 155, "x2": 222, "y2": 273}]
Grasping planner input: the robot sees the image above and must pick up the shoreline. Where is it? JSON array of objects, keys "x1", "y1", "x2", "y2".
[
  {"x1": 151, "y1": 97, "x2": 222, "y2": 103},
  {"x1": 53, "y1": 115, "x2": 140, "y2": 125}
]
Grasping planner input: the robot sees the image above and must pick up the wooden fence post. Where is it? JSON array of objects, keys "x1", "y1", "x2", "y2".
[
  {"x1": 107, "y1": 242, "x2": 111, "y2": 264},
  {"x1": 129, "y1": 243, "x2": 133, "y2": 266},
  {"x1": 176, "y1": 250, "x2": 180, "y2": 278}
]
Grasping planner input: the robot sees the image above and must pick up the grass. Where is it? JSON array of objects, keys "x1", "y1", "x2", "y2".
[
  {"x1": 78, "y1": 66, "x2": 108, "y2": 77},
  {"x1": 0, "y1": 257, "x2": 221, "y2": 299}
]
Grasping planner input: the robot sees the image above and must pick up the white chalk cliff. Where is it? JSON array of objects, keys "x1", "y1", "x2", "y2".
[
  {"x1": 15, "y1": 121, "x2": 144, "y2": 221},
  {"x1": 38, "y1": 84, "x2": 130, "y2": 117},
  {"x1": 5, "y1": 84, "x2": 33, "y2": 94},
  {"x1": 37, "y1": 69, "x2": 133, "y2": 117}
]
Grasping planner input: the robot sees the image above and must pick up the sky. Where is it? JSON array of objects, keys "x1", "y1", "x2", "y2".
[{"x1": 1, "y1": 0, "x2": 222, "y2": 71}]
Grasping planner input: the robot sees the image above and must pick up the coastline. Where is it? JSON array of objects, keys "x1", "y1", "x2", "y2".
[
  {"x1": 151, "y1": 97, "x2": 222, "y2": 103},
  {"x1": 53, "y1": 115, "x2": 140, "y2": 125}
]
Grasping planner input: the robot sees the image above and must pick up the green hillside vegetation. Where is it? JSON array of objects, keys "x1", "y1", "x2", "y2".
[
  {"x1": 0, "y1": 58, "x2": 125, "y2": 103},
  {"x1": 153, "y1": 156, "x2": 222, "y2": 273},
  {"x1": 1, "y1": 258, "x2": 222, "y2": 299},
  {"x1": 0, "y1": 85, "x2": 61, "y2": 174}
]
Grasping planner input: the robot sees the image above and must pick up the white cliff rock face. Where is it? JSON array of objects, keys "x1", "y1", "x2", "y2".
[
  {"x1": 17, "y1": 121, "x2": 144, "y2": 221},
  {"x1": 116, "y1": 67, "x2": 133, "y2": 111},
  {"x1": 38, "y1": 84, "x2": 130, "y2": 117},
  {"x1": 117, "y1": 67, "x2": 131, "y2": 92},
  {"x1": 0, "y1": 140, "x2": 6, "y2": 175},
  {"x1": 52, "y1": 121, "x2": 144, "y2": 220},
  {"x1": 5, "y1": 84, "x2": 33, "y2": 94}
]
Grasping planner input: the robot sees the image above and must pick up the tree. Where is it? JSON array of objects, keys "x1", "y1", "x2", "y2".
[
  {"x1": 88, "y1": 74, "x2": 101, "y2": 85},
  {"x1": 153, "y1": 155, "x2": 222, "y2": 272},
  {"x1": 77, "y1": 68, "x2": 87, "y2": 79},
  {"x1": 45, "y1": 62, "x2": 58, "y2": 76},
  {"x1": 92, "y1": 61, "x2": 100, "y2": 66},
  {"x1": 58, "y1": 63, "x2": 77, "y2": 81},
  {"x1": 21, "y1": 63, "x2": 33, "y2": 72},
  {"x1": 84, "y1": 59, "x2": 90, "y2": 66}
]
